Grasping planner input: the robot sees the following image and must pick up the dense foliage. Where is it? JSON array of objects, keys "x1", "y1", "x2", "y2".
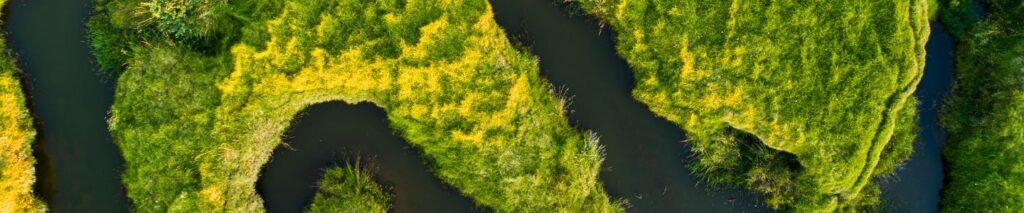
[
  {"x1": 575, "y1": 0, "x2": 929, "y2": 210},
  {"x1": 939, "y1": 0, "x2": 1024, "y2": 211},
  {"x1": 91, "y1": 0, "x2": 618, "y2": 212},
  {"x1": 0, "y1": 0, "x2": 46, "y2": 211},
  {"x1": 306, "y1": 166, "x2": 391, "y2": 213}
]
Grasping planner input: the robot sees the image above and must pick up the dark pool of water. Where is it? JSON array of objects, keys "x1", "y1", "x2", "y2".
[
  {"x1": 489, "y1": 0, "x2": 768, "y2": 212},
  {"x1": 3, "y1": 0, "x2": 129, "y2": 211},
  {"x1": 257, "y1": 102, "x2": 478, "y2": 213},
  {"x1": 880, "y1": 22, "x2": 955, "y2": 212}
]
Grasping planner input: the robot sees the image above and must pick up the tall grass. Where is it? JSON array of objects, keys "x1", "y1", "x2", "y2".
[
  {"x1": 939, "y1": 0, "x2": 1024, "y2": 211},
  {"x1": 305, "y1": 165, "x2": 391, "y2": 213},
  {"x1": 574, "y1": 0, "x2": 929, "y2": 210},
  {"x1": 91, "y1": 0, "x2": 619, "y2": 212},
  {"x1": 0, "y1": 0, "x2": 47, "y2": 211}
]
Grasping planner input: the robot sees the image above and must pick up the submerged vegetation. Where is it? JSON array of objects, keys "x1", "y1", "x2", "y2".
[
  {"x1": 939, "y1": 0, "x2": 1024, "y2": 211},
  {"x1": 0, "y1": 0, "x2": 46, "y2": 211},
  {"x1": 576, "y1": 0, "x2": 928, "y2": 210},
  {"x1": 91, "y1": 0, "x2": 617, "y2": 211},
  {"x1": 306, "y1": 165, "x2": 391, "y2": 213}
]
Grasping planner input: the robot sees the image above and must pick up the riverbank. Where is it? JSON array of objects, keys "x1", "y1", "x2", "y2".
[
  {"x1": 0, "y1": 0, "x2": 44, "y2": 210},
  {"x1": 5, "y1": 0, "x2": 129, "y2": 210},
  {"x1": 575, "y1": 0, "x2": 929, "y2": 210},
  {"x1": 939, "y1": 0, "x2": 1023, "y2": 211},
  {"x1": 488, "y1": 0, "x2": 767, "y2": 211}
]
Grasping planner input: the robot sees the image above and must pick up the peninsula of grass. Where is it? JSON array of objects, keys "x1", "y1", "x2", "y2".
[
  {"x1": 90, "y1": 0, "x2": 618, "y2": 211},
  {"x1": 575, "y1": 0, "x2": 929, "y2": 210},
  {"x1": 306, "y1": 165, "x2": 392, "y2": 213},
  {"x1": 0, "y1": 0, "x2": 47, "y2": 211},
  {"x1": 939, "y1": 0, "x2": 1024, "y2": 211}
]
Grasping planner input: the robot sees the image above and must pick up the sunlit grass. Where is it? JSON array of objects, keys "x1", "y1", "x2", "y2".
[
  {"x1": 306, "y1": 165, "x2": 391, "y2": 213},
  {"x1": 575, "y1": 0, "x2": 929, "y2": 210},
  {"x1": 91, "y1": 0, "x2": 619, "y2": 212},
  {"x1": 0, "y1": 0, "x2": 46, "y2": 211}
]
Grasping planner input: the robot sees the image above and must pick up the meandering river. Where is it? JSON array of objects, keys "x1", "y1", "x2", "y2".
[
  {"x1": 3, "y1": 0, "x2": 955, "y2": 211},
  {"x1": 257, "y1": 102, "x2": 478, "y2": 212}
]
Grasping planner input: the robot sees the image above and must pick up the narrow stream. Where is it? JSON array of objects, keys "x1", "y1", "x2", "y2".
[
  {"x1": 257, "y1": 102, "x2": 478, "y2": 212},
  {"x1": 881, "y1": 22, "x2": 955, "y2": 212},
  {"x1": 489, "y1": 0, "x2": 767, "y2": 212},
  {"x1": 4, "y1": 0, "x2": 129, "y2": 211}
]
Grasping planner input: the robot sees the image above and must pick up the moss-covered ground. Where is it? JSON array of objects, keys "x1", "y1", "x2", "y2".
[
  {"x1": 575, "y1": 0, "x2": 929, "y2": 210},
  {"x1": 90, "y1": 0, "x2": 618, "y2": 211}
]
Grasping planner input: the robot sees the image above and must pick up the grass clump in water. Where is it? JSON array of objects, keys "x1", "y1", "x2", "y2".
[
  {"x1": 0, "y1": 0, "x2": 47, "y2": 211},
  {"x1": 91, "y1": 0, "x2": 619, "y2": 211},
  {"x1": 939, "y1": 0, "x2": 1024, "y2": 211},
  {"x1": 306, "y1": 165, "x2": 391, "y2": 213},
  {"x1": 574, "y1": 0, "x2": 929, "y2": 210}
]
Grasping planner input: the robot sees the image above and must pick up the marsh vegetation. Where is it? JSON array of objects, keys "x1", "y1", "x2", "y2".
[
  {"x1": 938, "y1": 0, "x2": 1024, "y2": 211},
  {"x1": 91, "y1": 0, "x2": 617, "y2": 211},
  {"x1": 0, "y1": 1, "x2": 45, "y2": 211},
  {"x1": 575, "y1": 0, "x2": 930, "y2": 211}
]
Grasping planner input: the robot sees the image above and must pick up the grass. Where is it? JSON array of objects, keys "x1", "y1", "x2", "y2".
[
  {"x1": 91, "y1": 0, "x2": 619, "y2": 211},
  {"x1": 306, "y1": 165, "x2": 391, "y2": 213},
  {"x1": 939, "y1": 0, "x2": 1024, "y2": 211},
  {"x1": 575, "y1": 0, "x2": 929, "y2": 210},
  {"x1": 0, "y1": 0, "x2": 47, "y2": 211}
]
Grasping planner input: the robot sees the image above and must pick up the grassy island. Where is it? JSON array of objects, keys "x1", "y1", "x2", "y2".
[
  {"x1": 306, "y1": 166, "x2": 391, "y2": 213},
  {"x1": 0, "y1": 0, "x2": 46, "y2": 211},
  {"x1": 576, "y1": 0, "x2": 929, "y2": 210},
  {"x1": 90, "y1": 0, "x2": 617, "y2": 211},
  {"x1": 939, "y1": 0, "x2": 1023, "y2": 211}
]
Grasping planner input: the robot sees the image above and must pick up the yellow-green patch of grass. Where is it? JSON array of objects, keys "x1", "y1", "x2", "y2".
[
  {"x1": 0, "y1": 0, "x2": 46, "y2": 210},
  {"x1": 306, "y1": 165, "x2": 391, "y2": 213},
  {"x1": 95, "y1": 0, "x2": 619, "y2": 211},
  {"x1": 575, "y1": 0, "x2": 929, "y2": 210}
]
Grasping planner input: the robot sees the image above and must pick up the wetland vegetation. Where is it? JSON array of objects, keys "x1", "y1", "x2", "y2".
[
  {"x1": 939, "y1": 0, "x2": 1023, "y2": 211},
  {"x1": 0, "y1": 1, "x2": 45, "y2": 211},
  {"x1": 0, "y1": 0, "x2": 1017, "y2": 211},
  {"x1": 575, "y1": 0, "x2": 930, "y2": 211},
  {"x1": 90, "y1": 0, "x2": 617, "y2": 211}
]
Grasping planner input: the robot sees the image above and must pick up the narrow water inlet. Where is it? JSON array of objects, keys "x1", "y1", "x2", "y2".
[
  {"x1": 488, "y1": 0, "x2": 768, "y2": 211},
  {"x1": 257, "y1": 102, "x2": 478, "y2": 213},
  {"x1": 3, "y1": 0, "x2": 129, "y2": 211},
  {"x1": 880, "y1": 22, "x2": 956, "y2": 212}
]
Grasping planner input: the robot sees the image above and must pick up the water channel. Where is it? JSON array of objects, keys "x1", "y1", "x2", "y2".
[{"x1": 2, "y1": 0, "x2": 957, "y2": 211}]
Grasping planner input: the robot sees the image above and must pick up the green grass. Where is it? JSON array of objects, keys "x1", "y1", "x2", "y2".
[
  {"x1": 575, "y1": 0, "x2": 929, "y2": 210},
  {"x1": 91, "y1": 0, "x2": 619, "y2": 212},
  {"x1": 0, "y1": 0, "x2": 47, "y2": 210},
  {"x1": 939, "y1": 0, "x2": 1024, "y2": 211},
  {"x1": 306, "y1": 165, "x2": 391, "y2": 213}
]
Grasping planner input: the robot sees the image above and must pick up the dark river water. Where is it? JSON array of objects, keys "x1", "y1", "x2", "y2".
[
  {"x1": 489, "y1": 0, "x2": 768, "y2": 212},
  {"x1": 881, "y1": 22, "x2": 955, "y2": 212},
  {"x1": 3, "y1": 0, "x2": 954, "y2": 211},
  {"x1": 257, "y1": 102, "x2": 478, "y2": 212},
  {"x1": 4, "y1": 0, "x2": 129, "y2": 211}
]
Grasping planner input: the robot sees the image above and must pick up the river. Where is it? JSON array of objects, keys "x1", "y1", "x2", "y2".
[
  {"x1": 2, "y1": 0, "x2": 955, "y2": 211},
  {"x1": 4, "y1": 0, "x2": 128, "y2": 211}
]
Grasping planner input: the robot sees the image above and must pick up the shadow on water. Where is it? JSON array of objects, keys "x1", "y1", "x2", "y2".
[
  {"x1": 257, "y1": 102, "x2": 478, "y2": 213},
  {"x1": 3, "y1": 0, "x2": 129, "y2": 211},
  {"x1": 880, "y1": 22, "x2": 956, "y2": 212},
  {"x1": 488, "y1": 0, "x2": 768, "y2": 212}
]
